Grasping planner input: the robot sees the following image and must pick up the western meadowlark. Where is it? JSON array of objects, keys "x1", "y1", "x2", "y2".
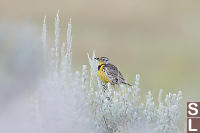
[{"x1": 94, "y1": 57, "x2": 132, "y2": 86}]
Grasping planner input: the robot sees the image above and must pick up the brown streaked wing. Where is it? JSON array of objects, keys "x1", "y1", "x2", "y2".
[{"x1": 103, "y1": 63, "x2": 125, "y2": 84}]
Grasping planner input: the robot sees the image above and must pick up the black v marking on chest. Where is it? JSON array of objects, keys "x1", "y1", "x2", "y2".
[{"x1": 98, "y1": 64, "x2": 104, "y2": 71}]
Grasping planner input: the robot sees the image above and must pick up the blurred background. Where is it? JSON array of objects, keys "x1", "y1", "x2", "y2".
[{"x1": 0, "y1": 0, "x2": 200, "y2": 130}]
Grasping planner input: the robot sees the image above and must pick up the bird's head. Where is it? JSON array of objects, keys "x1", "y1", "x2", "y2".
[{"x1": 94, "y1": 57, "x2": 110, "y2": 64}]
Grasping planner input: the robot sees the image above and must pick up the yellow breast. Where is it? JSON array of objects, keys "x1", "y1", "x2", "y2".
[{"x1": 97, "y1": 64, "x2": 110, "y2": 83}]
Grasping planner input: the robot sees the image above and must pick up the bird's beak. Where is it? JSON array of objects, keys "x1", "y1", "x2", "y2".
[{"x1": 94, "y1": 57, "x2": 99, "y2": 61}]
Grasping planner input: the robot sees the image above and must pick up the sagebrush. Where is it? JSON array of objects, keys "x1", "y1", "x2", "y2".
[{"x1": 33, "y1": 12, "x2": 183, "y2": 133}]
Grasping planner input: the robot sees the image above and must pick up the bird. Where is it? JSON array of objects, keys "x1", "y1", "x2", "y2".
[{"x1": 94, "y1": 57, "x2": 132, "y2": 87}]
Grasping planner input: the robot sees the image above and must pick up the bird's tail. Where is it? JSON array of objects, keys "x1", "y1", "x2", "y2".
[{"x1": 122, "y1": 81, "x2": 132, "y2": 86}]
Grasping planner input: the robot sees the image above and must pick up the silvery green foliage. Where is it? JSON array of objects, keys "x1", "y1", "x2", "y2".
[
  {"x1": 155, "y1": 90, "x2": 182, "y2": 133},
  {"x1": 34, "y1": 13, "x2": 99, "y2": 133},
  {"x1": 143, "y1": 90, "x2": 182, "y2": 133},
  {"x1": 144, "y1": 91, "x2": 156, "y2": 122},
  {"x1": 37, "y1": 12, "x2": 183, "y2": 133},
  {"x1": 54, "y1": 10, "x2": 60, "y2": 70}
]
